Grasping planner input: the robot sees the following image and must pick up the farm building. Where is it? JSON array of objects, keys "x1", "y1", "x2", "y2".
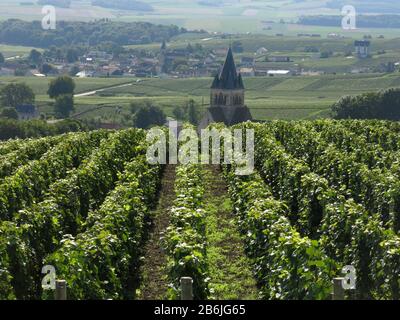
[
  {"x1": 268, "y1": 56, "x2": 291, "y2": 62},
  {"x1": 267, "y1": 70, "x2": 291, "y2": 76}
]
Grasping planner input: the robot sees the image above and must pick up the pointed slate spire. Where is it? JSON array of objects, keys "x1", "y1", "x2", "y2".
[
  {"x1": 220, "y1": 47, "x2": 236, "y2": 88},
  {"x1": 211, "y1": 47, "x2": 244, "y2": 90}
]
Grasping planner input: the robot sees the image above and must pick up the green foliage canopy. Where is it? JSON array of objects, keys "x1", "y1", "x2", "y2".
[{"x1": 0, "y1": 83, "x2": 35, "y2": 109}]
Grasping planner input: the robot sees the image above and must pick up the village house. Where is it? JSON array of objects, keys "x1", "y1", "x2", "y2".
[
  {"x1": 268, "y1": 56, "x2": 291, "y2": 62},
  {"x1": 239, "y1": 67, "x2": 255, "y2": 77},
  {"x1": 240, "y1": 56, "x2": 255, "y2": 67},
  {"x1": 256, "y1": 47, "x2": 268, "y2": 56}
]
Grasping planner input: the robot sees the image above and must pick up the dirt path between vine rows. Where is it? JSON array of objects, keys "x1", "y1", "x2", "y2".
[
  {"x1": 204, "y1": 165, "x2": 259, "y2": 300},
  {"x1": 137, "y1": 164, "x2": 176, "y2": 300}
]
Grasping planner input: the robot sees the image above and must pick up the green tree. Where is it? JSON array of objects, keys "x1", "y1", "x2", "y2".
[
  {"x1": 129, "y1": 101, "x2": 144, "y2": 114},
  {"x1": 0, "y1": 52, "x2": 4, "y2": 64},
  {"x1": 332, "y1": 88, "x2": 400, "y2": 120},
  {"x1": 172, "y1": 100, "x2": 200, "y2": 124},
  {"x1": 172, "y1": 105, "x2": 185, "y2": 120},
  {"x1": 0, "y1": 119, "x2": 24, "y2": 140},
  {"x1": 187, "y1": 99, "x2": 200, "y2": 125},
  {"x1": 41, "y1": 63, "x2": 57, "y2": 75},
  {"x1": 48, "y1": 76, "x2": 76, "y2": 99},
  {"x1": 69, "y1": 65, "x2": 80, "y2": 77},
  {"x1": 320, "y1": 51, "x2": 333, "y2": 59},
  {"x1": 133, "y1": 101, "x2": 166, "y2": 129},
  {"x1": 54, "y1": 94, "x2": 74, "y2": 118},
  {"x1": 29, "y1": 49, "x2": 42, "y2": 65},
  {"x1": 0, "y1": 107, "x2": 18, "y2": 120},
  {"x1": 66, "y1": 48, "x2": 79, "y2": 63},
  {"x1": 0, "y1": 83, "x2": 35, "y2": 108}
]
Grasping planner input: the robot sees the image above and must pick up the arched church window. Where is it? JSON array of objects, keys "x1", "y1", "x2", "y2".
[{"x1": 219, "y1": 93, "x2": 223, "y2": 104}]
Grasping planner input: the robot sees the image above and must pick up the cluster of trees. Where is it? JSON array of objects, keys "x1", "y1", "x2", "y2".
[
  {"x1": 28, "y1": 48, "x2": 88, "y2": 76},
  {"x1": 299, "y1": 14, "x2": 400, "y2": 28},
  {"x1": 129, "y1": 99, "x2": 201, "y2": 129},
  {"x1": 0, "y1": 82, "x2": 36, "y2": 120},
  {"x1": 0, "y1": 83, "x2": 35, "y2": 109},
  {"x1": 0, "y1": 119, "x2": 85, "y2": 140},
  {"x1": 0, "y1": 19, "x2": 187, "y2": 48},
  {"x1": 0, "y1": 76, "x2": 76, "y2": 120},
  {"x1": 30, "y1": 47, "x2": 82, "y2": 65},
  {"x1": 332, "y1": 88, "x2": 400, "y2": 120},
  {"x1": 172, "y1": 99, "x2": 200, "y2": 125},
  {"x1": 130, "y1": 100, "x2": 166, "y2": 129},
  {"x1": 91, "y1": 0, "x2": 153, "y2": 11}
]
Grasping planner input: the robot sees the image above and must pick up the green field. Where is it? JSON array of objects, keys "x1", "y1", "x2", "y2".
[
  {"x1": 2, "y1": 73, "x2": 399, "y2": 122},
  {"x1": 0, "y1": 44, "x2": 42, "y2": 59},
  {"x1": 0, "y1": 76, "x2": 132, "y2": 95}
]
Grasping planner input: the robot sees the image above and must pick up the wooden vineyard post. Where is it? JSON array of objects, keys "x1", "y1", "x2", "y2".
[
  {"x1": 332, "y1": 277, "x2": 345, "y2": 300},
  {"x1": 180, "y1": 277, "x2": 193, "y2": 300},
  {"x1": 55, "y1": 280, "x2": 67, "y2": 300}
]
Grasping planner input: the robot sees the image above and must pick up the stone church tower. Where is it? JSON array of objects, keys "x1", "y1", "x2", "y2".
[{"x1": 199, "y1": 47, "x2": 252, "y2": 129}]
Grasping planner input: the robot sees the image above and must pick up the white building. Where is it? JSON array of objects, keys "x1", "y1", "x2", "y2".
[{"x1": 267, "y1": 70, "x2": 291, "y2": 76}]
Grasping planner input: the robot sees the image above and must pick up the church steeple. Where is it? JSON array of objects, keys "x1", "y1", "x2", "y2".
[
  {"x1": 211, "y1": 47, "x2": 244, "y2": 90},
  {"x1": 201, "y1": 47, "x2": 252, "y2": 129}
]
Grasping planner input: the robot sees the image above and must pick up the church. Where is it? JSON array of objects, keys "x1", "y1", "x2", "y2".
[{"x1": 199, "y1": 47, "x2": 253, "y2": 129}]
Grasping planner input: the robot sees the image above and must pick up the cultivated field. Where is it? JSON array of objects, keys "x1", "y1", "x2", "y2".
[
  {"x1": 1, "y1": 120, "x2": 399, "y2": 300},
  {"x1": 1, "y1": 73, "x2": 400, "y2": 121}
]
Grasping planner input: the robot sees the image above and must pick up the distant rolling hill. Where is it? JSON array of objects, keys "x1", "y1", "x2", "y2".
[{"x1": 91, "y1": 0, "x2": 154, "y2": 12}]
